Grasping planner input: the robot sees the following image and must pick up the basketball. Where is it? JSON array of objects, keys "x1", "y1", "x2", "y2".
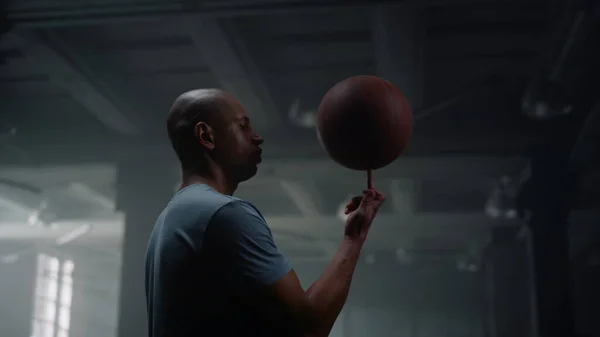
[{"x1": 316, "y1": 75, "x2": 413, "y2": 171}]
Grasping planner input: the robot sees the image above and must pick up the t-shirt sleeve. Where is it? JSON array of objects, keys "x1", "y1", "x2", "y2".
[{"x1": 209, "y1": 200, "x2": 291, "y2": 286}]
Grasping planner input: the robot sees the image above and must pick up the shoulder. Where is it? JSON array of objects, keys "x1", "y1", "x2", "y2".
[
  {"x1": 168, "y1": 185, "x2": 247, "y2": 225},
  {"x1": 217, "y1": 199, "x2": 263, "y2": 217},
  {"x1": 174, "y1": 184, "x2": 237, "y2": 210},
  {"x1": 211, "y1": 199, "x2": 267, "y2": 230}
]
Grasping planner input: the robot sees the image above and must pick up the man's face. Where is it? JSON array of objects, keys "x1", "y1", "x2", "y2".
[{"x1": 212, "y1": 95, "x2": 264, "y2": 182}]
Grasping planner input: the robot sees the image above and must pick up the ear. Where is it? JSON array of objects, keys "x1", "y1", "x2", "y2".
[{"x1": 194, "y1": 122, "x2": 216, "y2": 151}]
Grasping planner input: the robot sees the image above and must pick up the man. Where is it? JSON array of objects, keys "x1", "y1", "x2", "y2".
[{"x1": 145, "y1": 89, "x2": 386, "y2": 337}]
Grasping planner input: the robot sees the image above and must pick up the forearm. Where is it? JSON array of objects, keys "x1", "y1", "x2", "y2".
[{"x1": 305, "y1": 238, "x2": 363, "y2": 336}]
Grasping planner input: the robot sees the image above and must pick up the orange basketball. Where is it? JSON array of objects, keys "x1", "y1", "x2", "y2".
[{"x1": 316, "y1": 75, "x2": 413, "y2": 170}]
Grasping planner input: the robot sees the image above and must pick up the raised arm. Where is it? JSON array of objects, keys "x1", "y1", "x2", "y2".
[
  {"x1": 212, "y1": 190, "x2": 385, "y2": 336},
  {"x1": 270, "y1": 238, "x2": 363, "y2": 337}
]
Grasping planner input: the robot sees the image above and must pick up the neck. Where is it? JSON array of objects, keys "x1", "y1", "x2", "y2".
[{"x1": 180, "y1": 162, "x2": 237, "y2": 196}]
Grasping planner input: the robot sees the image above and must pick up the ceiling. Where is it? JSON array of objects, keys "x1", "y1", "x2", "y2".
[
  {"x1": 1, "y1": 0, "x2": 560, "y2": 159},
  {"x1": 0, "y1": 0, "x2": 598, "y2": 266}
]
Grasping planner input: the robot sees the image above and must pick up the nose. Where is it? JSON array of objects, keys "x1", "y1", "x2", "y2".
[{"x1": 252, "y1": 132, "x2": 264, "y2": 146}]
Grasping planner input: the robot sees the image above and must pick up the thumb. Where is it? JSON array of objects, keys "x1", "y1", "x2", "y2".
[{"x1": 358, "y1": 190, "x2": 375, "y2": 208}]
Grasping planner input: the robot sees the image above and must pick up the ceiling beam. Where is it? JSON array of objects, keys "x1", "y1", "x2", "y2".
[
  {"x1": 266, "y1": 209, "x2": 598, "y2": 249},
  {"x1": 0, "y1": 180, "x2": 50, "y2": 224},
  {"x1": 1, "y1": 127, "x2": 538, "y2": 166},
  {"x1": 0, "y1": 218, "x2": 123, "y2": 241},
  {"x1": 5, "y1": 31, "x2": 141, "y2": 135},
  {"x1": 0, "y1": 195, "x2": 32, "y2": 215},
  {"x1": 65, "y1": 182, "x2": 115, "y2": 211},
  {"x1": 0, "y1": 156, "x2": 526, "y2": 186},
  {"x1": 389, "y1": 179, "x2": 419, "y2": 213},
  {"x1": 1, "y1": 211, "x2": 596, "y2": 255},
  {"x1": 424, "y1": 3, "x2": 548, "y2": 26},
  {"x1": 0, "y1": 164, "x2": 115, "y2": 189},
  {"x1": 269, "y1": 212, "x2": 513, "y2": 251},
  {"x1": 372, "y1": 5, "x2": 423, "y2": 106},
  {"x1": 7, "y1": 0, "x2": 535, "y2": 29},
  {"x1": 280, "y1": 180, "x2": 322, "y2": 216},
  {"x1": 267, "y1": 212, "x2": 517, "y2": 232},
  {"x1": 0, "y1": 212, "x2": 505, "y2": 252},
  {"x1": 279, "y1": 179, "x2": 334, "y2": 257},
  {"x1": 257, "y1": 156, "x2": 526, "y2": 181},
  {"x1": 186, "y1": 17, "x2": 280, "y2": 131}
]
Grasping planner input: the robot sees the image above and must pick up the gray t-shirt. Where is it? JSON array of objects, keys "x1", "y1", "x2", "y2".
[{"x1": 145, "y1": 184, "x2": 292, "y2": 337}]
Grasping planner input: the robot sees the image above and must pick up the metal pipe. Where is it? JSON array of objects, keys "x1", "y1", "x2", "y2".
[
  {"x1": 6, "y1": 0, "x2": 394, "y2": 28},
  {"x1": 569, "y1": 101, "x2": 600, "y2": 167},
  {"x1": 6, "y1": 0, "x2": 521, "y2": 28},
  {"x1": 549, "y1": 10, "x2": 587, "y2": 81},
  {"x1": 414, "y1": 79, "x2": 495, "y2": 120}
]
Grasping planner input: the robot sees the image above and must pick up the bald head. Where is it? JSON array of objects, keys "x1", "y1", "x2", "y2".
[
  {"x1": 167, "y1": 89, "x2": 233, "y2": 169},
  {"x1": 170, "y1": 88, "x2": 228, "y2": 110},
  {"x1": 166, "y1": 89, "x2": 264, "y2": 181},
  {"x1": 168, "y1": 89, "x2": 230, "y2": 127}
]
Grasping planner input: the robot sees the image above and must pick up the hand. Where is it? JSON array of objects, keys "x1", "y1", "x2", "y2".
[{"x1": 343, "y1": 189, "x2": 386, "y2": 243}]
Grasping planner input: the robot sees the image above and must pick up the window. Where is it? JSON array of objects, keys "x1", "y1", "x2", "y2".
[{"x1": 31, "y1": 254, "x2": 74, "y2": 337}]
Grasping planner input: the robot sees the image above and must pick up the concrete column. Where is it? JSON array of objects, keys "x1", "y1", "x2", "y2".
[
  {"x1": 528, "y1": 218, "x2": 575, "y2": 337},
  {"x1": 115, "y1": 162, "x2": 175, "y2": 337},
  {"x1": 0, "y1": 248, "x2": 35, "y2": 337},
  {"x1": 524, "y1": 153, "x2": 577, "y2": 337},
  {"x1": 483, "y1": 228, "x2": 532, "y2": 337}
]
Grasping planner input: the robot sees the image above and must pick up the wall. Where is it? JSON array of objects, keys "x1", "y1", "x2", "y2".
[
  {"x1": 57, "y1": 255, "x2": 484, "y2": 337},
  {"x1": 0, "y1": 246, "x2": 122, "y2": 337},
  {"x1": 347, "y1": 268, "x2": 484, "y2": 337},
  {"x1": 54, "y1": 247, "x2": 121, "y2": 337},
  {"x1": 0, "y1": 248, "x2": 36, "y2": 337},
  {"x1": 571, "y1": 219, "x2": 600, "y2": 337},
  {"x1": 295, "y1": 260, "x2": 486, "y2": 337},
  {"x1": 13, "y1": 223, "x2": 595, "y2": 337}
]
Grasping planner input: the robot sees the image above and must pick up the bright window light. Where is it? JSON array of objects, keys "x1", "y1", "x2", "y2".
[{"x1": 31, "y1": 254, "x2": 74, "y2": 337}]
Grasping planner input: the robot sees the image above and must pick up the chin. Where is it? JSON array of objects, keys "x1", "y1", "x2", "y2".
[{"x1": 238, "y1": 165, "x2": 259, "y2": 183}]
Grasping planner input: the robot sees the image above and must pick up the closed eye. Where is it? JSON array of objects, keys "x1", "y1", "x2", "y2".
[{"x1": 238, "y1": 116, "x2": 252, "y2": 131}]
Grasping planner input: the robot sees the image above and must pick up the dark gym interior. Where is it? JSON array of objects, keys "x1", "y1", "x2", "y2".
[{"x1": 0, "y1": 0, "x2": 599, "y2": 337}]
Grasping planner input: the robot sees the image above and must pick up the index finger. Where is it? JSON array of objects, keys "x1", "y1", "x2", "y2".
[{"x1": 367, "y1": 169, "x2": 373, "y2": 189}]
